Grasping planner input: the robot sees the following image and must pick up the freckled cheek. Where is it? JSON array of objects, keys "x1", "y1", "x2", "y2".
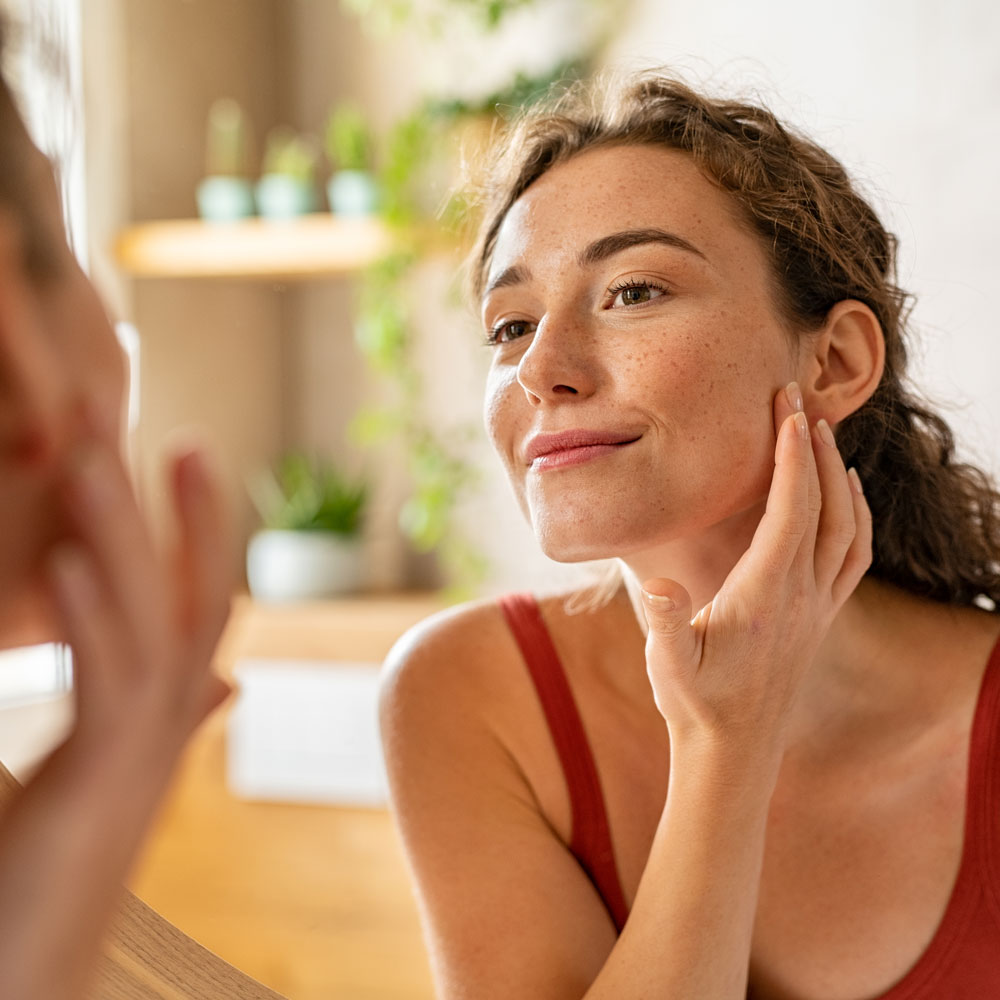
[
  {"x1": 483, "y1": 368, "x2": 522, "y2": 472},
  {"x1": 612, "y1": 332, "x2": 723, "y2": 426}
]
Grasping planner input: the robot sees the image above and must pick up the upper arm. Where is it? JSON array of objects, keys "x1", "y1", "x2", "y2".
[{"x1": 380, "y1": 603, "x2": 619, "y2": 1000}]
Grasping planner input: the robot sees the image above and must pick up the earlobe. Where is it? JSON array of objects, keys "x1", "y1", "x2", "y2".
[
  {"x1": 0, "y1": 214, "x2": 64, "y2": 469},
  {"x1": 802, "y1": 299, "x2": 885, "y2": 424}
]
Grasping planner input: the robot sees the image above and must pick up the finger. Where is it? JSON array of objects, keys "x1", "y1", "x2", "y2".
[
  {"x1": 772, "y1": 380, "x2": 802, "y2": 435},
  {"x1": 831, "y1": 467, "x2": 872, "y2": 605},
  {"x1": 62, "y1": 441, "x2": 166, "y2": 654},
  {"x1": 194, "y1": 673, "x2": 233, "y2": 728},
  {"x1": 766, "y1": 383, "x2": 824, "y2": 575},
  {"x1": 810, "y1": 418, "x2": 859, "y2": 592},
  {"x1": 641, "y1": 578, "x2": 699, "y2": 682},
  {"x1": 741, "y1": 402, "x2": 815, "y2": 583},
  {"x1": 0, "y1": 221, "x2": 65, "y2": 467},
  {"x1": 47, "y1": 545, "x2": 123, "y2": 715},
  {"x1": 170, "y1": 445, "x2": 233, "y2": 649}
]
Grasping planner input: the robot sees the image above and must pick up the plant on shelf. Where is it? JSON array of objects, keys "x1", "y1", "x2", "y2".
[
  {"x1": 246, "y1": 453, "x2": 368, "y2": 603},
  {"x1": 196, "y1": 97, "x2": 255, "y2": 222},
  {"x1": 325, "y1": 102, "x2": 379, "y2": 216},
  {"x1": 256, "y1": 126, "x2": 320, "y2": 219}
]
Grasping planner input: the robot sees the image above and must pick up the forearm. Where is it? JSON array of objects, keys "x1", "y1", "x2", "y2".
[
  {"x1": 0, "y1": 726, "x2": 182, "y2": 1000},
  {"x1": 585, "y1": 740, "x2": 777, "y2": 1000}
]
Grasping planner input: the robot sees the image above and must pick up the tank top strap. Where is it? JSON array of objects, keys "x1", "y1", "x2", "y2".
[
  {"x1": 967, "y1": 631, "x2": 1000, "y2": 911},
  {"x1": 498, "y1": 593, "x2": 630, "y2": 932}
]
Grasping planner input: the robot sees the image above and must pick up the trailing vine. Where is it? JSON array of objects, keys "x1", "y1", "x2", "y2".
[{"x1": 342, "y1": 0, "x2": 616, "y2": 595}]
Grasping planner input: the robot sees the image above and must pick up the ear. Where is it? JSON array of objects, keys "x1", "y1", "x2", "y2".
[
  {"x1": 0, "y1": 212, "x2": 64, "y2": 468},
  {"x1": 799, "y1": 299, "x2": 885, "y2": 425}
]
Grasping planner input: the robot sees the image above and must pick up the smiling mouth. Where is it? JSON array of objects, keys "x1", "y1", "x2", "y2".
[{"x1": 524, "y1": 432, "x2": 642, "y2": 471}]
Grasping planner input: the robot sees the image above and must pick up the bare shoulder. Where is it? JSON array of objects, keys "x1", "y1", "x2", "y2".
[
  {"x1": 380, "y1": 596, "x2": 521, "y2": 729},
  {"x1": 379, "y1": 585, "x2": 634, "y2": 729},
  {"x1": 380, "y1": 591, "x2": 625, "y2": 996}
]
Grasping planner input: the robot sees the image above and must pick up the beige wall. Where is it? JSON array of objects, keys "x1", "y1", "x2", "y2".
[{"x1": 83, "y1": 0, "x2": 405, "y2": 582}]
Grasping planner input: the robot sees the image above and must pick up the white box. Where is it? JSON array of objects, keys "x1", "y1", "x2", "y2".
[{"x1": 226, "y1": 658, "x2": 387, "y2": 807}]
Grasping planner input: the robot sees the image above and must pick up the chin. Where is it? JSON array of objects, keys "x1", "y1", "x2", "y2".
[{"x1": 532, "y1": 513, "x2": 647, "y2": 564}]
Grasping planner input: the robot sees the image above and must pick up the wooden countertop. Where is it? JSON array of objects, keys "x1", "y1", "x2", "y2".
[{"x1": 128, "y1": 593, "x2": 443, "y2": 1000}]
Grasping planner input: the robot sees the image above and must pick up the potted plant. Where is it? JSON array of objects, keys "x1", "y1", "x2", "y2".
[
  {"x1": 247, "y1": 454, "x2": 368, "y2": 602},
  {"x1": 255, "y1": 126, "x2": 320, "y2": 219},
  {"x1": 196, "y1": 98, "x2": 256, "y2": 222},
  {"x1": 324, "y1": 102, "x2": 379, "y2": 216}
]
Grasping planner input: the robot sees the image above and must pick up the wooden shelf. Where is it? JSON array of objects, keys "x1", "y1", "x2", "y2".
[{"x1": 115, "y1": 214, "x2": 390, "y2": 280}]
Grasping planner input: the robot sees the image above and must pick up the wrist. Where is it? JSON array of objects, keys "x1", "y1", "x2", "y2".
[
  {"x1": 667, "y1": 724, "x2": 783, "y2": 797},
  {"x1": 58, "y1": 713, "x2": 184, "y2": 809}
]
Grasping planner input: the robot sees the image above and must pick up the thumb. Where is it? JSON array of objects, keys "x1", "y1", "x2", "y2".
[
  {"x1": 641, "y1": 577, "x2": 699, "y2": 674},
  {"x1": 193, "y1": 673, "x2": 232, "y2": 729}
]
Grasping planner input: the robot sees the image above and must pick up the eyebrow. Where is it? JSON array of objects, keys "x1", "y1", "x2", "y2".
[
  {"x1": 581, "y1": 227, "x2": 707, "y2": 266},
  {"x1": 483, "y1": 227, "x2": 707, "y2": 299}
]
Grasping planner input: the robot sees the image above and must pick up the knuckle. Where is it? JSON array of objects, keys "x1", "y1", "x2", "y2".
[{"x1": 829, "y1": 521, "x2": 858, "y2": 549}]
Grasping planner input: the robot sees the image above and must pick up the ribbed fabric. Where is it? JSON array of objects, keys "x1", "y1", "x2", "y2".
[
  {"x1": 498, "y1": 593, "x2": 630, "y2": 932},
  {"x1": 500, "y1": 593, "x2": 1000, "y2": 995}
]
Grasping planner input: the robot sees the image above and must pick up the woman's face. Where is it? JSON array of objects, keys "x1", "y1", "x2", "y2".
[
  {"x1": 482, "y1": 144, "x2": 807, "y2": 565},
  {"x1": 0, "y1": 130, "x2": 126, "y2": 643}
]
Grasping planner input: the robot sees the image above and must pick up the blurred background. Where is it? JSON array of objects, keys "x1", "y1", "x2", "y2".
[{"x1": 2, "y1": 0, "x2": 998, "y2": 997}]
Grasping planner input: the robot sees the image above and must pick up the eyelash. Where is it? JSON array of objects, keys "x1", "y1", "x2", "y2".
[
  {"x1": 605, "y1": 277, "x2": 669, "y2": 307},
  {"x1": 484, "y1": 319, "x2": 535, "y2": 347},
  {"x1": 484, "y1": 278, "x2": 670, "y2": 347}
]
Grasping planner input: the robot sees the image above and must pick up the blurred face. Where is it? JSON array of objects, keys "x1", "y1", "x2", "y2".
[
  {"x1": 0, "y1": 127, "x2": 126, "y2": 643},
  {"x1": 482, "y1": 144, "x2": 806, "y2": 565}
]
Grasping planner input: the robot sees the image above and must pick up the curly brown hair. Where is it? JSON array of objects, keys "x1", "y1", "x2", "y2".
[{"x1": 471, "y1": 72, "x2": 1000, "y2": 609}]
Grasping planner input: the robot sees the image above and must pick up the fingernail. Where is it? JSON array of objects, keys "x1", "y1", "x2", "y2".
[
  {"x1": 794, "y1": 411, "x2": 809, "y2": 440},
  {"x1": 816, "y1": 418, "x2": 836, "y2": 448},
  {"x1": 785, "y1": 381, "x2": 803, "y2": 413},
  {"x1": 848, "y1": 467, "x2": 864, "y2": 494},
  {"x1": 642, "y1": 590, "x2": 675, "y2": 610}
]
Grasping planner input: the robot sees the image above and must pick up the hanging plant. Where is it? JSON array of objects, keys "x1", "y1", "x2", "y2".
[{"x1": 340, "y1": 0, "x2": 617, "y2": 596}]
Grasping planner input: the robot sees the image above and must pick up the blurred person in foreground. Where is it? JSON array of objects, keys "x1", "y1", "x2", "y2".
[{"x1": 0, "y1": 20, "x2": 248, "y2": 999}]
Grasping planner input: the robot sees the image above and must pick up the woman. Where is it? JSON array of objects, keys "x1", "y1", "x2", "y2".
[
  {"x1": 0, "y1": 22, "x2": 269, "y2": 1000},
  {"x1": 381, "y1": 73, "x2": 1000, "y2": 998}
]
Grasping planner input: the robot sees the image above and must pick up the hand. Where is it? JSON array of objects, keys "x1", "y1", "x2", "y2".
[
  {"x1": 640, "y1": 382, "x2": 872, "y2": 760},
  {"x1": 47, "y1": 408, "x2": 233, "y2": 759}
]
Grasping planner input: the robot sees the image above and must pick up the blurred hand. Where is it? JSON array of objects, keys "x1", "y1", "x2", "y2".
[{"x1": 48, "y1": 408, "x2": 233, "y2": 759}]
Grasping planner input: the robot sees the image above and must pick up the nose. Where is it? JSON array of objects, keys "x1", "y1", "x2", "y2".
[{"x1": 516, "y1": 312, "x2": 598, "y2": 405}]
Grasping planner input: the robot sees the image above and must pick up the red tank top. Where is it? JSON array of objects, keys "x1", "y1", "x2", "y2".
[{"x1": 499, "y1": 592, "x2": 1000, "y2": 997}]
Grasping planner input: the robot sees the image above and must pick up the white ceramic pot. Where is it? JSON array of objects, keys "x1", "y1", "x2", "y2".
[
  {"x1": 196, "y1": 176, "x2": 255, "y2": 221},
  {"x1": 254, "y1": 175, "x2": 316, "y2": 219},
  {"x1": 326, "y1": 170, "x2": 378, "y2": 216},
  {"x1": 246, "y1": 530, "x2": 364, "y2": 603}
]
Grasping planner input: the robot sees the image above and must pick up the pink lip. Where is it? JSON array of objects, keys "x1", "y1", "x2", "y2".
[{"x1": 523, "y1": 429, "x2": 642, "y2": 470}]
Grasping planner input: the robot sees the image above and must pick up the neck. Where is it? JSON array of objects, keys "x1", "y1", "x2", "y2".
[{"x1": 620, "y1": 499, "x2": 766, "y2": 616}]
